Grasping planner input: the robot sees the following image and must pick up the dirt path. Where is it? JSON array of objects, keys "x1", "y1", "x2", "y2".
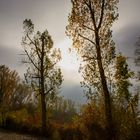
[{"x1": 0, "y1": 131, "x2": 47, "y2": 140}]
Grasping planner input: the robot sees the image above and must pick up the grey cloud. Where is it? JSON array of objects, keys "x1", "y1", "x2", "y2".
[
  {"x1": 114, "y1": 24, "x2": 140, "y2": 57},
  {"x1": 61, "y1": 83, "x2": 86, "y2": 104},
  {"x1": 0, "y1": 0, "x2": 71, "y2": 44},
  {"x1": 112, "y1": 24, "x2": 140, "y2": 72},
  {"x1": 0, "y1": 45, "x2": 18, "y2": 65},
  {"x1": 0, "y1": 45, "x2": 26, "y2": 75},
  {"x1": 112, "y1": 0, "x2": 140, "y2": 57}
]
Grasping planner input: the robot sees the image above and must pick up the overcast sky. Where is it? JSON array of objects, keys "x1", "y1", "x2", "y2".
[{"x1": 0, "y1": 0, "x2": 140, "y2": 103}]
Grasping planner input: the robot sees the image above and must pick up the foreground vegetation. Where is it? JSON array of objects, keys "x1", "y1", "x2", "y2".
[{"x1": 0, "y1": 64, "x2": 140, "y2": 140}]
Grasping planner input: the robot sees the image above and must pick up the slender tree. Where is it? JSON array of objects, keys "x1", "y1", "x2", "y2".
[
  {"x1": 22, "y1": 19, "x2": 62, "y2": 133},
  {"x1": 113, "y1": 53, "x2": 140, "y2": 139},
  {"x1": 0, "y1": 65, "x2": 20, "y2": 108},
  {"x1": 135, "y1": 37, "x2": 140, "y2": 66},
  {"x1": 66, "y1": 0, "x2": 119, "y2": 139},
  {"x1": 135, "y1": 37, "x2": 140, "y2": 81},
  {"x1": 0, "y1": 65, "x2": 28, "y2": 124},
  {"x1": 115, "y1": 54, "x2": 133, "y2": 103}
]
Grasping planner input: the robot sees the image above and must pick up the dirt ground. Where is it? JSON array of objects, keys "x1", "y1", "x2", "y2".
[{"x1": 0, "y1": 131, "x2": 48, "y2": 140}]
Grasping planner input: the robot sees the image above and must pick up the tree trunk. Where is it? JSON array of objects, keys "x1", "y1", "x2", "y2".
[
  {"x1": 95, "y1": 31, "x2": 115, "y2": 140},
  {"x1": 41, "y1": 92, "x2": 46, "y2": 133},
  {"x1": 40, "y1": 37, "x2": 46, "y2": 134},
  {"x1": 130, "y1": 103, "x2": 137, "y2": 127}
]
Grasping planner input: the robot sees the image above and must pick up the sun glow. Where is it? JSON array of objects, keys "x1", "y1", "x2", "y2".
[
  {"x1": 55, "y1": 38, "x2": 79, "y2": 70},
  {"x1": 54, "y1": 38, "x2": 82, "y2": 84}
]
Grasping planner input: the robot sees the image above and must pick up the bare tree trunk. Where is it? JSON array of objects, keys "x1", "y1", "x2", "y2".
[{"x1": 95, "y1": 32, "x2": 115, "y2": 140}]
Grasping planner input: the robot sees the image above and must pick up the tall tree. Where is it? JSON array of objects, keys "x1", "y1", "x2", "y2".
[
  {"x1": 135, "y1": 37, "x2": 140, "y2": 66},
  {"x1": 0, "y1": 65, "x2": 20, "y2": 109},
  {"x1": 135, "y1": 37, "x2": 140, "y2": 80},
  {"x1": 0, "y1": 65, "x2": 28, "y2": 124},
  {"x1": 66, "y1": 0, "x2": 119, "y2": 139},
  {"x1": 113, "y1": 54, "x2": 140, "y2": 139},
  {"x1": 115, "y1": 54, "x2": 133, "y2": 104},
  {"x1": 22, "y1": 19, "x2": 62, "y2": 133}
]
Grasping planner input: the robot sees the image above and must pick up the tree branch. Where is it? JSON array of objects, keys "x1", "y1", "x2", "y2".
[
  {"x1": 45, "y1": 87, "x2": 53, "y2": 95},
  {"x1": 82, "y1": 55, "x2": 95, "y2": 61},
  {"x1": 26, "y1": 33, "x2": 41, "y2": 60},
  {"x1": 24, "y1": 49, "x2": 40, "y2": 71},
  {"x1": 84, "y1": 0, "x2": 97, "y2": 30},
  {"x1": 83, "y1": 24, "x2": 95, "y2": 32},
  {"x1": 21, "y1": 60, "x2": 31, "y2": 64},
  {"x1": 78, "y1": 33, "x2": 96, "y2": 46},
  {"x1": 44, "y1": 62, "x2": 57, "y2": 77},
  {"x1": 87, "y1": 63, "x2": 95, "y2": 72},
  {"x1": 98, "y1": 0, "x2": 105, "y2": 29}
]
